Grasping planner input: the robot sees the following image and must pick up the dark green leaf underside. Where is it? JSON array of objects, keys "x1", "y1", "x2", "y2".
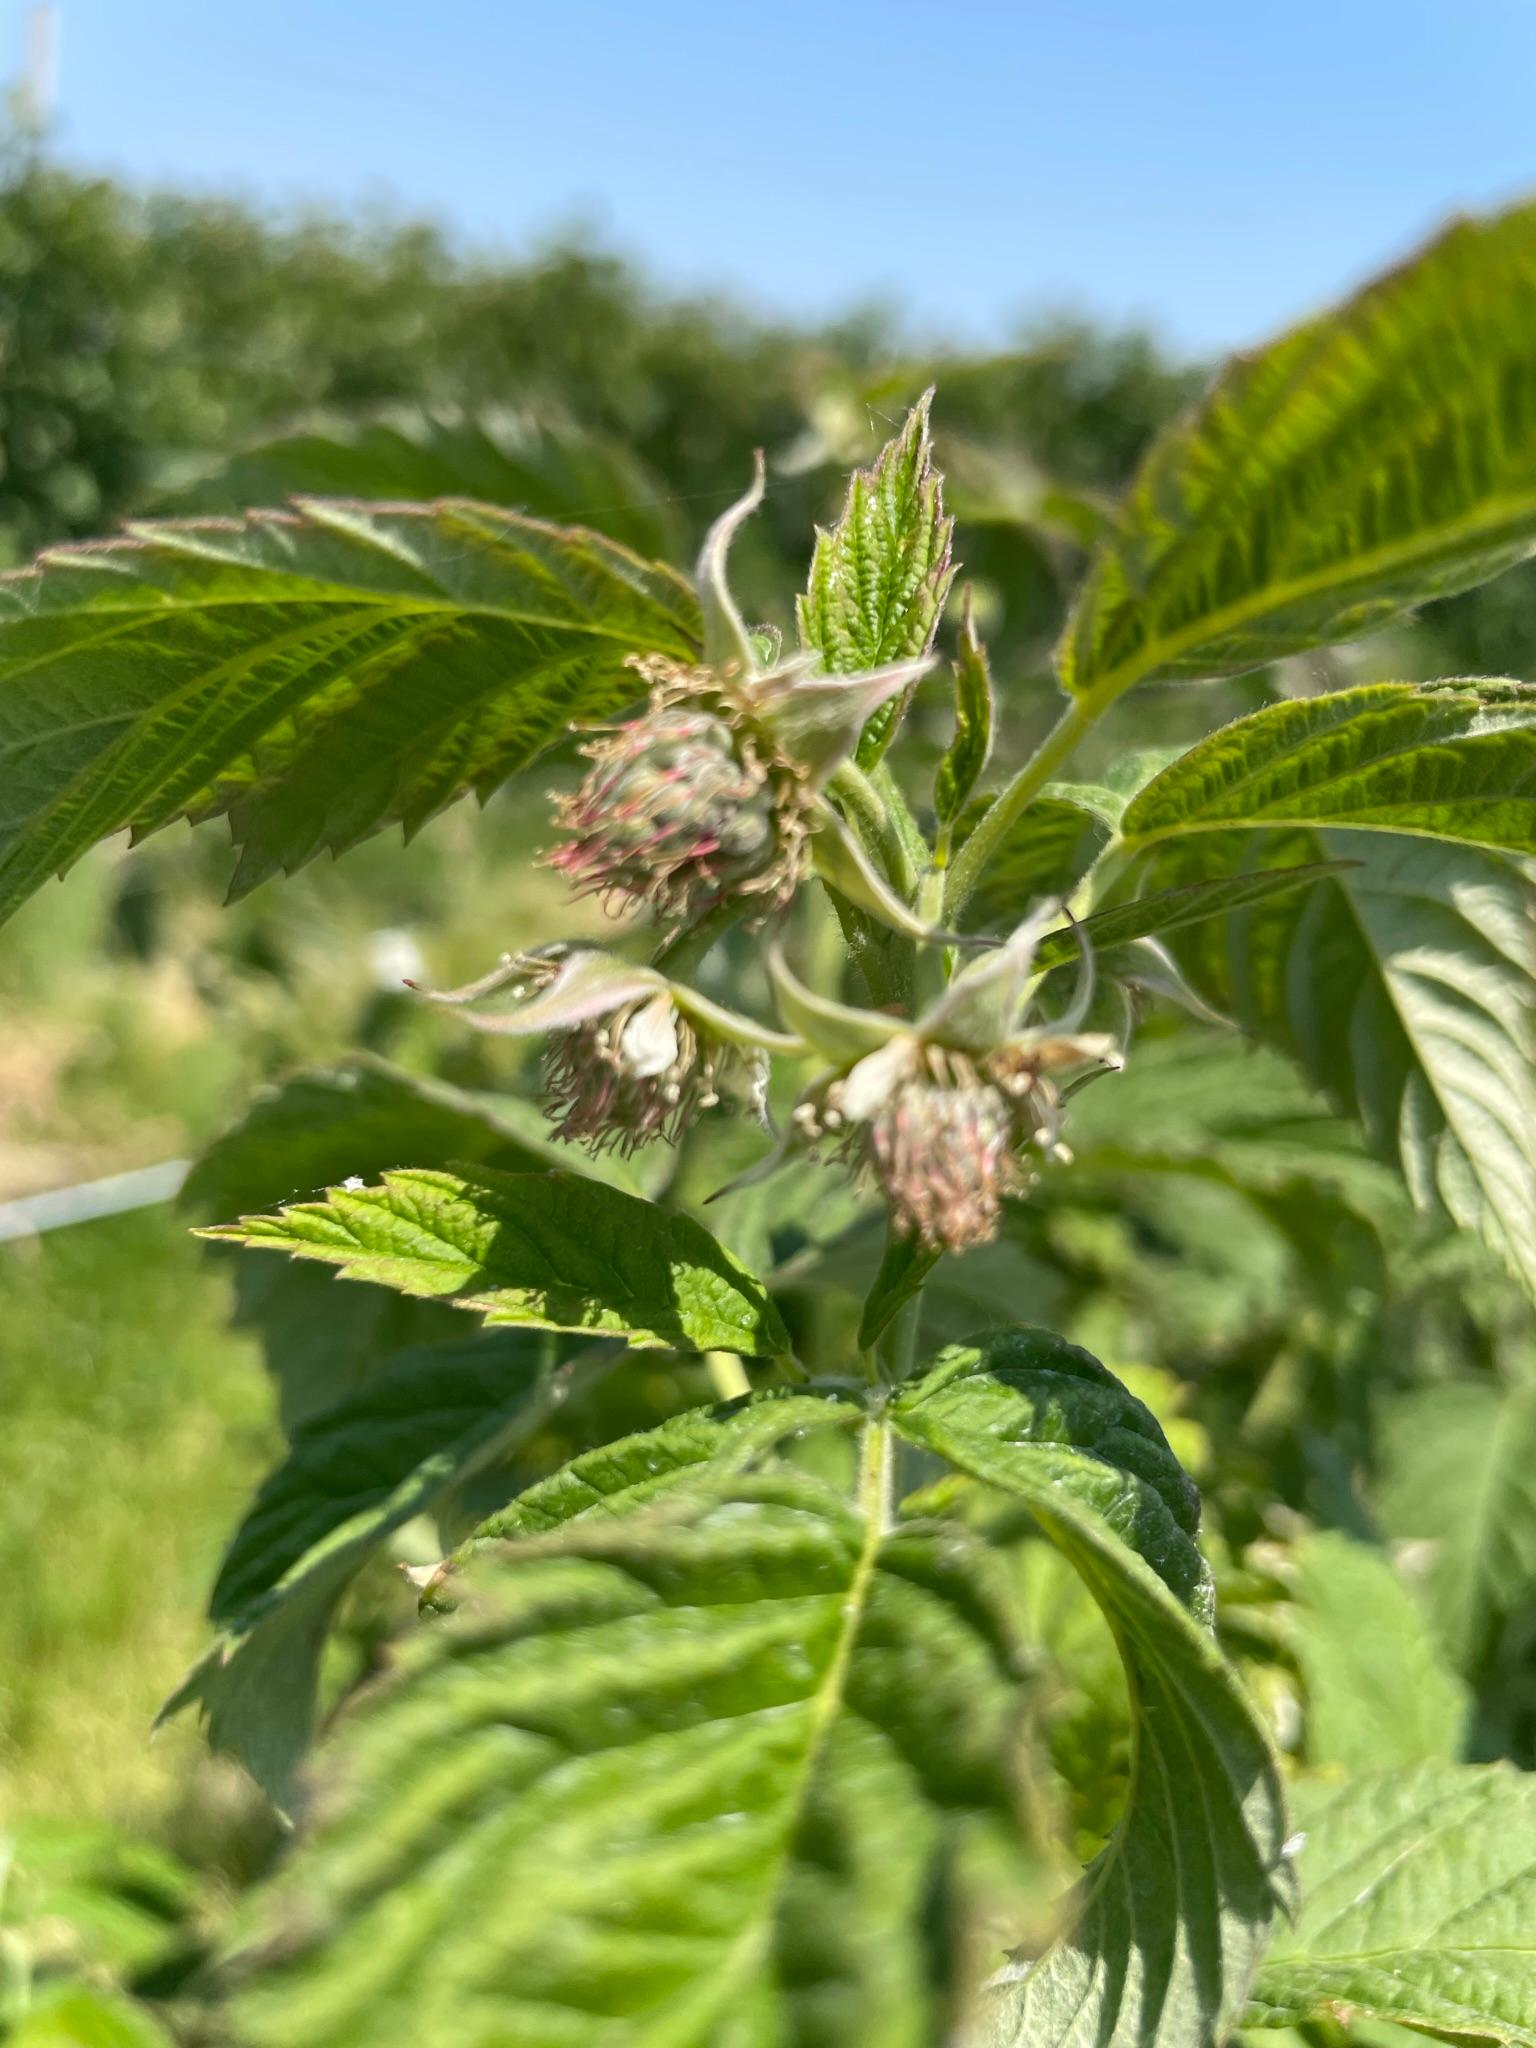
[
  {"x1": 161, "y1": 1330, "x2": 559, "y2": 1803},
  {"x1": 893, "y1": 1330, "x2": 1291, "y2": 2048}
]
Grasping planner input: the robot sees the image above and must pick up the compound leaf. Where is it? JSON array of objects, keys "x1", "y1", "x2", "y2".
[
  {"x1": 1061, "y1": 200, "x2": 1536, "y2": 705},
  {"x1": 1246, "y1": 1763, "x2": 1536, "y2": 2044},
  {"x1": 892, "y1": 1328, "x2": 1291, "y2": 2048},
  {"x1": 174, "y1": 408, "x2": 681, "y2": 558},
  {"x1": 0, "y1": 498, "x2": 699, "y2": 926},
  {"x1": 185, "y1": 1057, "x2": 639, "y2": 1427},
  {"x1": 224, "y1": 1460, "x2": 1028, "y2": 2048},
  {"x1": 200, "y1": 1165, "x2": 791, "y2": 1356},
  {"x1": 160, "y1": 1330, "x2": 560, "y2": 1805},
  {"x1": 1120, "y1": 684, "x2": 1536, "y2": 855}
]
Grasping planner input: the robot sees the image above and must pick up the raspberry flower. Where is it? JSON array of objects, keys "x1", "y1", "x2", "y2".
[
  {"x1": 547, "y1": 458, "x2": 940, "y2": 938},
  {"x1": 411, "y1": 945, "x2": 800, "y2": 1157},
  {"x1": 770, "y1": 907, "x2": 1121, "y2": 1253}
]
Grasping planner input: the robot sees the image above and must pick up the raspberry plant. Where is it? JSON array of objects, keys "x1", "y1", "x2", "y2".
[{"x1": 2, "y1": 206, "x2": 1536, "y2": 2048}]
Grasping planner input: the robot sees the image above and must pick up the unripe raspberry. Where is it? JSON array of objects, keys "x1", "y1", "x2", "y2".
[
  {"x1": 548, "y1": 678, "x2": 806, "y2": 931},
  {"x1": 797, "y1": 1039, "x2": 1067, "y2": 1254},
  {"x1": 550, "y1": 704, "x2": 779, "y2": 921}
]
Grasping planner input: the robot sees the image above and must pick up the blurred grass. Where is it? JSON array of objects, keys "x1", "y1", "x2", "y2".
[
  {"x1": 0, "y1": 800, "x2": 583, "y2": 1834},
  {"x1": 0, "y1": 1209, "x2": 274, "y2": 1824}
]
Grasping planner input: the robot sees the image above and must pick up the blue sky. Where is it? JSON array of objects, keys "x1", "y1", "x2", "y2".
[{"x1": 11, "y1": 0, "x2": 1536, "y2": 356}]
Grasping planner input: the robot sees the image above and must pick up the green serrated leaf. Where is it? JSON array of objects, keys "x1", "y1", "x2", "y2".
[
  {"x1": 224, "y1": 1458, "x2": 1029, "y2": 2048},
  {"x1": 892, "y1": 1329, "x2": 1291, "y2": 2048},
  {"x1": 1120, "y1": 683, "x2": 1536, "y2": 854},
  {"x1": 458, "y1": 1386, "x2": 861, "y2": 1553},
  {"x1": 199, "y1": 1165, "x2": 791, "y2": 1356},
  {"x1": 936, "y1": 592, "x2": 994, "y2": 826},
  {"x1": 1246, "y1": 1763, "x2": 1536, "y2": 2044},
  {"x1": 0, "y1": 499, "x2": 699, "y2": 928},
  {"x1": 1030, "y1": 860, "x2": 1348, "y2": 973},
  {"x1": 159, "y1": 1330, "x2": 560, "y2": 1804},
  {"x1": 1286, "y1": 1532, "x2": 1469, "y2": 1772},
  {"x1": 1060, "y1": 199, "x2": 1536, "y2": 705},
  {"x1": 172, "y1": 407, "x2": 682, "y2": 558},
  {"x1": 1146, "y1": 828, "x2": 1536, "y2": 1296},
  {"x1": 185, "y1": 1057, "x2": 641, "y2": 1428},
  {"x1": 181, "y1": 1054, "x2": 638, "y2": 1220},
  {"x1": 798, "y1": 389, "x2": 956, "y2": 765},
  {"x1": 856, "y1": 1230, "x2": 942, "y2": 1352},
  {"x1": 1377, "y1": 1378, "x2": 1536, "y2": 1675}
]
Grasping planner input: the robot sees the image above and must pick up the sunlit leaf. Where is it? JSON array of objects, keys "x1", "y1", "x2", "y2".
[
  {"x1": 1246, "y1": 1763, "x2": 1536, "y2": 2044},
  {"x1": 798, "y1": 389, "x2": 956, "y2": 764},
  {"x1": 224, "y1": 1463, "x2": 1028, "y2": 2048},
  {"x1": 0, "y1": 499, "x2": 698, "y2": 926},
  {"x1": 200, "y1": 1165, "x2": 792, "y2": 1356},
  {"x1": 1146, "y1": 828, "x2": 1536, "y2": 1295},
  {"x1": 1061, "y1": 202, "x2": 1536, "y2": 705},
  {"x1": 935, "y1": 591, "x2": 994, "y2": 826},
  {"x1": 1285, "y1": 1531, "x2": 1468, "y2": 1772},
  {"x1": 893, "y1": 1329, "x2": 1292, "y2": 2048},
  {"x1": 172, "y1": 408, "x2": 682, "y2": 557},
  {"x1": 1119, "y1": 683, "x2": 1536, "y2": 855}
]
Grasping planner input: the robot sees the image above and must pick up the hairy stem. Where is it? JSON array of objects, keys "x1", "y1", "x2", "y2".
[
  {"x1": 942, "y1": 697, "x2": 1097, "y2": 923},
  {"x1": 870, "y1": 761, "x2": 930, "y2": 884},
  {"x1": 827, "y1": 760, "x2": 918, "y2": 901}
]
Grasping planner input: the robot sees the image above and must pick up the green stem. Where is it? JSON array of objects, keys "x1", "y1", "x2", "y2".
[
  {"x1": 942, "y1": 697, "x2": 1098, "y2": 924},
  {"x1": 911, "y1": 867, "x2": 950, "y2": 1008},
  {"x1": 856, "y1": 1410, "x2": 894, "y2": 1532},
  {"x1": 872, "y1": 1291, "x2": 922, "y2": 1387},
  {"x1": 870, "y1": 761, "x2": 930, "y2": 883},
  {"x1": 826, "y1": 760, "x2": 918, "y2": 901}
]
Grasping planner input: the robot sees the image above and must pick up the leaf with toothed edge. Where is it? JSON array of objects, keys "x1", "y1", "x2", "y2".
[
  {"x1": 1119, "y1": 683, "x2": 1536, "y2": 855},
  {"x1": 198, "y1": 1165, "x2": 791, "y2": 1357},
  {"x1": 936, "y1": 592, "x2": 994, "y2": 826},
  {"x1": 158, "y1": 1328, "x2": 564, "y2": 1806},
  {"x1": 0, "y1": 497, "x2": 699, "y2": 926},
  {"x1": 1245, "y1": 1763, "x2": 1536, "y2": 2044},
  {"x1": 220, "y1": 1462, "x2": 1034, "y2": 2048},
  {"x1": 1144, "y1": 825, "x2": 1536, "y2": 1297},
  {"x1": 1060, "y1": 200, "x2": 1536, "y2": 705},
  {"x1": 798, "y1": 390, "x2": 956, "y2": 765},
  {"x1": 891, "y1": 1328, "x2": 1293, "y2": 2048}
]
